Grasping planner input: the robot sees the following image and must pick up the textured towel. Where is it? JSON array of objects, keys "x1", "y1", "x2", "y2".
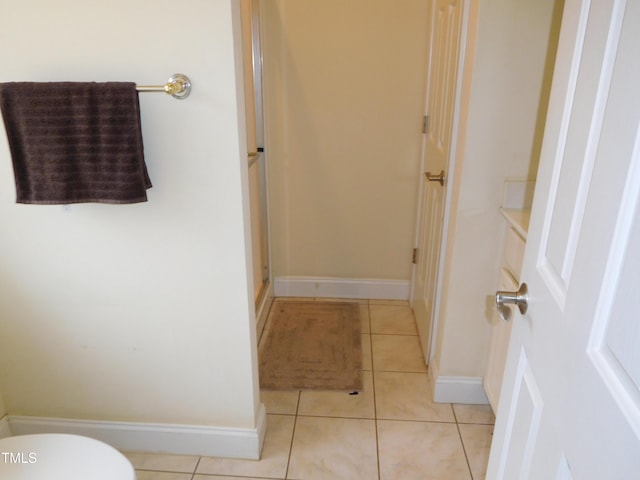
[{"x1": 0, "y1": 82, "x2": 151, "y2": 204}]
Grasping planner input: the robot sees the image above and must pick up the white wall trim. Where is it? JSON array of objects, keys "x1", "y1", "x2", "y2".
[
  {"x1": 255, "y1": 281, "x2": 274, "y2": 337},
  {"x1": 273, "y1": 276, "x2": 410, "y2": 300},
  {"x1": 6, "y1": 403, "x2": 267, "y2": 459},
  {"x1": 429, "y1": 361, "x2": 489, "y2": 405},
  {"x1": 0, "y1": 415, "x2": 10, "y2": 439}
]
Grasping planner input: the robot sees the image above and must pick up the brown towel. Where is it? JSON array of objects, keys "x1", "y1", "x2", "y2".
[{"x1": 0, "y1": 82, "x2": 151, "y2": 204}]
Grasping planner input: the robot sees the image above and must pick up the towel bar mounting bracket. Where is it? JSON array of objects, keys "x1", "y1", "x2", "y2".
[{"x1": 166, "y1": 74, "x2": 191, "y2": 99}]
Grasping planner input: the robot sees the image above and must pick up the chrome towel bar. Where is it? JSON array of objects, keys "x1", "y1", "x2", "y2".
[{"x1": 136, "y1": 73, "x2": 191, "y2": 99}]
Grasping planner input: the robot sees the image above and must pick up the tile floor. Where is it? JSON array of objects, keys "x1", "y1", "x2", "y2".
[{"x1": 123, "y1": 298, "x2": 494, "y2": 480}]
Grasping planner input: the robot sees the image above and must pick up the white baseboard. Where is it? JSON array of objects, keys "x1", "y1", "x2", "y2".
[
  {"x1": 0, "y1": 415, "x2": 10, "y2": 439},
  {"x1": 273, "y1": 276, "x2": 410, "y2": 300},
  {"x1": 483, "y1": 378, "x2": 499, "y2": 413},
  {"x1": 6, "y1": 403, "x2": 267, "y2": 459},
  {"x1": 256, "y1": 281, "x2": 274, "y2": 337},
  {"x1": 429, "y1": 362, "x2": 489, "y2": 405}
]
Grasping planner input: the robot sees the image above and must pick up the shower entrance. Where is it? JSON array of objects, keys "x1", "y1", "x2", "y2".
[{"x1": 241, "y1": 0, "x2": 272, "y2": 333}]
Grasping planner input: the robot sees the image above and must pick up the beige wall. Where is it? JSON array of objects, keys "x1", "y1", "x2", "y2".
[
  {"x1": 262, "y1": 0, "x2": 430, "y2": 281},
  {"x1": 433, "y1": 0, "x2": 561, "y2": 377},
  {"x1": 0, "y1": 0, "x2": 260, "y2": 431}
]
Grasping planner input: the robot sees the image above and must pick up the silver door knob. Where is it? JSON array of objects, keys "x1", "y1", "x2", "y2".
[
  {"x1": 495, "y1": 283, "x2": 528, "y2": 322},
  {"x1": 424, "y1": 170, "x2": 445, "y2": 186}
]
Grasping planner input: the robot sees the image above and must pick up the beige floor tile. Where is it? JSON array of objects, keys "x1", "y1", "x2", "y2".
[
  {"x1": 370, "y1": 304, "x2": 418, "y2": 335},
  {"x1": 359, "y1": 303, "x2": 370, "y2": 334},
  {"x1": 298, "y1": 371, "x2": 375, "y2": 419},
  {"x1": 377, "y1": 420, "x2": 471, "y2": 480},
  {"x1": 122, "y1": 452, "x2": 199, "y2": 473},
  {"x1": 135, "y1": 472, "x2": 192, "y2": 480},
  {"x1": 371, "y1": 334, "x2": 427, "y2": 372},
  {"x1": 362, "y1": 334, "x2": 372, "y2": 371},
  {"x1": 194, "y1": 477, "x2": 282, "y2": 480},
  {"x1": 261, "y1": 390, "x2": 299, "y2": 415},
  {"x1": 287, "y1": 416, "x2": 378, "y2": 480},
  {"x1": 375, "y1": 371, "x2": 455, "y2": 422},
  {"x1": 453, "y1": 403, "x2": 496, "y2": 425},
  {"x1": 196, "y1": 414, "x2": 294, "y2": 478},
  {"x1": 459, "y1": 424, "x2": 493, "y2": 480}
]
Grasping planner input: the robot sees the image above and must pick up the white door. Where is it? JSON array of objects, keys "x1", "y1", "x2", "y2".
[
  {"x1": 412, "y1": 0, "x2": 466, "y2": 361},
  {"x1": 487, "y1": 0, "x2": 640, "y2": 477}
]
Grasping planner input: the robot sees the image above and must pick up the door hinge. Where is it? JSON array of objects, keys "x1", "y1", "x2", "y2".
[
  {"x1": 412, "y1": 248, "x2": 418, "y2": 264},
  {"x1": 422, "y1": 115, "x2": 429, "y2": 134}
]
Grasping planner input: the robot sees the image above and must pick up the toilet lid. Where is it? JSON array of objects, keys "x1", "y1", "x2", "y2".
[{"x1": 0, "y1": 434, "x2": 135, "y2": 479}]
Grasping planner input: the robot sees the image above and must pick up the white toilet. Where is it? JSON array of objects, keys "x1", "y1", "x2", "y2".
[{"x1": 0, "y1": 433, "x2": 135, "y2": 479}]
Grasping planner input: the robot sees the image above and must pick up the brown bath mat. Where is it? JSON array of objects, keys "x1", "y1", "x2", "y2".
[{"x1": 259, "y1": 301, "x2": 363, "y2": 391}]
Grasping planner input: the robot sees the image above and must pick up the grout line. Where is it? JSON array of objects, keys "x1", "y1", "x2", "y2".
[
  {"x1": 373, "y1": 417, "x2": 458, "y2": 425},
  {"x1": 295, "y1": 389, "x2": 301, "y2": 416},
  {"x1": 295, "y1": 413, "x2": 375, "y2": 421},
  {"x1": 367, "y1": 301, "x2": 382, "y2": 480},
  {"x1": 190, "y1": 455, "x2": 202, "y2": 479},
  {"x1": 452, "y1": 404, "x2": 475, "y2": 480},
  {"x1": 283, "y1": 390, "x2": 301, "y2": 480},
  {"x1": 456, "y1": 421, "x2": 475, "y2": 480}
]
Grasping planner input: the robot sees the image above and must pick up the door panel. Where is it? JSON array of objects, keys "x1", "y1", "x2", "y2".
[
  {"x1": 540, "y1": 0, "x2": 614, "y2": 302},
  {"x1": 413, "y1": 177, "x2": 445, "y2": 357},
  {"x1": 500, "y1": 350, "x2": 543, "y2": 480},
  {"x1": 412, "y1": 0, "x2": 465, "y2": 361},
  {"x1": 592, "y1": 160, "x2": 640, "y2": 432},
  {"x1": 488, "y1": 0, "x2": 640, "y2": 477}
]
